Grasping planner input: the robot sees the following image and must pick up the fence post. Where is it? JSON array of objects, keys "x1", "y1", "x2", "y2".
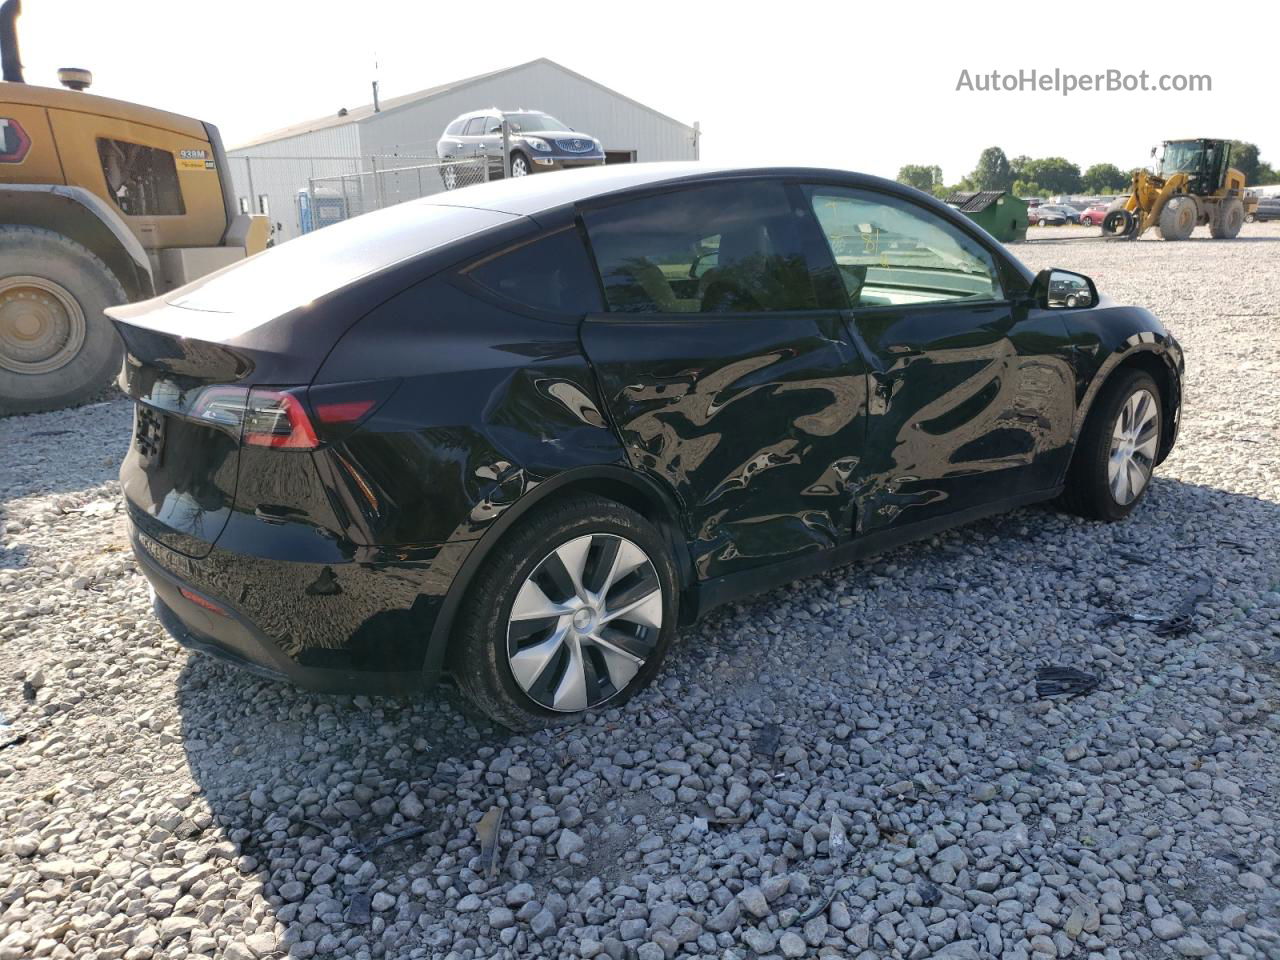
[
  {"x1": 371, "y1": 156, "x2": 385, "y2": 211},
  {"x1": 501, "y1": 117, "x2": 511, "y2": 180},
  {"x1": 306, "y1": 177, "x2": 317, "y2": 234}
]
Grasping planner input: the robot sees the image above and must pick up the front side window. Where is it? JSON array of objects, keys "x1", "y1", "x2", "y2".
[
  {"x1": 97, "y1": 138, "x2": 185, "y2": 216},
  {"x1": 804, "y1": 186, "x2": 1001, "y2": 307},
  {"x1": 583, "y1": 180, "x2": 828, "y2": 314},
  {"x1": 465, "y1": 227, "x2": 603, "y2": 316}
]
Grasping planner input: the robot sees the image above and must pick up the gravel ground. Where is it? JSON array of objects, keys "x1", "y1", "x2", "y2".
[{"x1": 1, "y1": 223, "x2": 1278, "y2": 960}]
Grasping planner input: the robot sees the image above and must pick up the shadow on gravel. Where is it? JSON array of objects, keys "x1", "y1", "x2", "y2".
[{"x1": 173, "y1": 474, "x2": 1279, "y2": 958}]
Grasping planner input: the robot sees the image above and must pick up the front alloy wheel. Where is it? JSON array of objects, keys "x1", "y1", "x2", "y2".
[
  {"x1": 510, "y1": 154, "x2": 529, "y2": 177},
  {"x1": 1061, "y1": 368, "x2": 1163, "y2": 521},
  {"x1": 508, "y1": 534, "x2": 662, "y2": 712},
  {"x1": 1107, "y1": 387, "x2": 1159, "y2": 505}
]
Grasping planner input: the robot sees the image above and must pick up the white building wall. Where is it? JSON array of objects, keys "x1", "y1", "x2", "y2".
[
  {"x1": 359, "y1": 61, "x2": 695, "y2": 163},
  {"x1": 228, "y1": 60, "x2": 695, "y2": 242},
  {"x1": 228, "y1": 126, "x2": 371, "y2": 242}
]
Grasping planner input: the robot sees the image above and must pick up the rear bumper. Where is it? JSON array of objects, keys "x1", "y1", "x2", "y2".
[{"x1": 130, "y1": 523, "x2": 442, "y2": 696}]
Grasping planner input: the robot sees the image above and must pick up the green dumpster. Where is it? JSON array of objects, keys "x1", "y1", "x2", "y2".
[{"x1": 944, "y1": 190, "x2": 1028, "y2": 243}]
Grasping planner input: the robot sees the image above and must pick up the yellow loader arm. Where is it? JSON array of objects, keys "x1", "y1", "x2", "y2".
[{"x1": 1124, "y1": 171, "x2": 1190, "y2": 237}]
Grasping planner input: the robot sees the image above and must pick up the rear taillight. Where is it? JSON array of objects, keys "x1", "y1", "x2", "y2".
[
  {"x1": 186, "y1": 380, "x2": 397, "y2": 449},
  {"x1": 243, "y1": 389, "x2": 319, "y2": 449}
]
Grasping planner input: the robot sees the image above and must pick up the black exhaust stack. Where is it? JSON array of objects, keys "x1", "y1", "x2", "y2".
[{"x1": 0, "y1": 0, "x2": 22, "y2": 83}]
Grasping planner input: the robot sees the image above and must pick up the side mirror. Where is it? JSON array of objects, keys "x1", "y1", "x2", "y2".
[{"x1": 1033, "y1": 268, "x2": 1097, "y2": 309}]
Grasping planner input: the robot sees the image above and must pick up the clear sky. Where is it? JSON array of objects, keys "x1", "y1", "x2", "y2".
[{"x1": 13, "y1": 0, "x2": 1279, "y2": 182}]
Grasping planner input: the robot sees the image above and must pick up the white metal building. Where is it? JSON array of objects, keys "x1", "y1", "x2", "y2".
[{"x1": 227, "y1": 58, "x2": 699, "y2": 242}]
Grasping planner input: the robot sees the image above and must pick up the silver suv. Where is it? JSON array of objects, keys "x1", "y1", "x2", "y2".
[{"x1": 436, "y1": 109, "x2": 605, "y2": 189}]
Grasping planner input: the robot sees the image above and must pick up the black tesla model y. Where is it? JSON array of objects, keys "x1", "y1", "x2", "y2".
[{"x1": 111, "y1": 164, "x2": 1183, "y2": 728}]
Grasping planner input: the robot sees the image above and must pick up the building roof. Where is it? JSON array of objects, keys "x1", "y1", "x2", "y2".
[
  {"x1": 230, "y1": 58, "x2": 694, "y2": 150},
  {"x1": 945, "y1": 190, "x2": 1011, "y2": 212}
]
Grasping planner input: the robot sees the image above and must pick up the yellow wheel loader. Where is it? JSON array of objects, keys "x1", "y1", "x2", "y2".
[
  {"x1": 0, "y1": 0, "x2": 267, "y2": 415},
  {"x1": 1102, "y1": 139, "x2": 1258, "y2": 242}
]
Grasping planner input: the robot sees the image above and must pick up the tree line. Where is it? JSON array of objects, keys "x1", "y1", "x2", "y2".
[{"x1": 898, "y1": 142, "x2": 1279, "y2": 199}]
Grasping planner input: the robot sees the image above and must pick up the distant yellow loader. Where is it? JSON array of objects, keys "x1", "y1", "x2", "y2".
[{"x1": 1103, "y1": 139, "x2": 1258, "y2": 241}]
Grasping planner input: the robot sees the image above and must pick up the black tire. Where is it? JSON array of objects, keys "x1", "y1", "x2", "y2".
[
  {"x1": 1156, "y1": 196, "x2": 1196, "y2": 241},
  {"x1": 1209, "y1": 198, "x2": 1244, "y2": 239},
  {"x1": 1245, "y1": 213, "x2": 1256, "y2": 223},
  {"x1": 1060, "y1": 368, "x2": 1162, "y2": 522},
  {"x1": 1102, "y1": 209, "x2": 1136, "y2": 238},
  {"x1": 0, "y1": 226, "x2": 127, "y2": 416},
  {"x1": 439, "y1": 163, "x2": 459, "y2": 191},
  {"x1": 509, "y1": 151, "x2": 530, "y2": 178},
  {"x1": 452, "y1": 495, "x2": 679, "y2": 730}
]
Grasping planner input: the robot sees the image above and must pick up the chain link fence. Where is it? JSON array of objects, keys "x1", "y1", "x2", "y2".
[
  {"x1": 226, "y1": 155, "x2": 490, "y2": 244},
  {"x1": 304, "y1": 159, "x2": 489, "y2": 227}
]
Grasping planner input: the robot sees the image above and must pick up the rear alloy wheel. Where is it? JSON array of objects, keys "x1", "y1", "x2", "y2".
[
  {"x1": 1061, "y1": 369, "x2": 1162, "y2": 521},
  {"x1": 508, "y1": 533, "x2": 661, "y2": 712},
  {"x1": 441, "y1": 164, "x2": 459, "y2": 191},
  {"x1": 453, "y1": 495, "x2": 677, "y2": 729}
]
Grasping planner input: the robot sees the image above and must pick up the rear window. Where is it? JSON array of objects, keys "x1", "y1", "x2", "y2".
[
  {"x1": 161, "y1": 201, "x2": 518, "y2": 338},
  {"x1": 445, "y1": 119, "x2": 465, "y2": 135},
  {"x1": 465, "y1": 227, "x2": 603, "y2": 315},
  {"x1": 97, "y1": 138, "x2": 185, "y2": 216}
]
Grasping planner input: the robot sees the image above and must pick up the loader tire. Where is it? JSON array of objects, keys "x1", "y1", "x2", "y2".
[
  {"x1": 0, "y1": 227, "x2": 127, "y2": 417},
  {"x1": 1102, "y1": 209, "x2": 1136, "y2": 238},
  {"x1": 1156, "y1": 196, "x2": 1196, "y2": 241},
  {"x1": 1210, "y1": 198, "x2": 1244, "y2": 239}
]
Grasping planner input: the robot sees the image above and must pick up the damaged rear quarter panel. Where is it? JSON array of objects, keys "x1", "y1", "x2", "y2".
[{"x1": 313, "y1": 279, "x2": 629, "y2": 553}]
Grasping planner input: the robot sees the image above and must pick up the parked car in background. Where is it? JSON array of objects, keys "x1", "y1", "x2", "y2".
[
  {"x1": 1246, "y1": 197, "x2": 1280, "y2": 222},
  {"x1": 1080, "y1": 204, "x2": 1110, "y2": 226},
  {"x1": 1033, "y1": 204, "x2": 1079, "y2": 226},
  {"x1": 110, "y1": 163, "x2": 1183, "y2": 729},
  {"x1": 436, "y1": 109, "x2": 605, "y2": 189}
]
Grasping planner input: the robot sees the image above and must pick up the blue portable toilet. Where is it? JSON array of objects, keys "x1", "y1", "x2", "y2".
[{"x1": 296, "y1": 187, "x2": 348, "y2": 234}]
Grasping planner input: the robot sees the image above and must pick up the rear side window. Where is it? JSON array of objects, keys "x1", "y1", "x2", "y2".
[
  {"x1": 97, "y1": 138, "x2": 185, "y2": 216},
  {"x1": 466, "y1": 228, "x2": 603, "y2": 316},
  {"x1": 582, "y1": 180, "x2": 830, "y2": 314},
  {"x1": 463, "y1": 117, "x2": 488, "y2": 136}
]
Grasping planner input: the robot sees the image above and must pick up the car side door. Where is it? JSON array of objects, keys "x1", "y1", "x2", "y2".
[
  {"x1": 439, "y1": 119, "x2": 466, "y2": 161},
  {"x1": 800, "y1": 184, "x2": 1077, "y2": 537},
  {"x1": 578, "y1": 179, "x2": 872, "y2": 583},
  {"x1": 457, "y1": 117, "x2": 488, "y2": 162},
  {"x1": 477, "y1": 115, "x2": 505, "y2": 176}
]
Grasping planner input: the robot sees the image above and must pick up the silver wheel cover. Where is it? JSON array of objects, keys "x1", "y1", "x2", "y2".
[
  {"x1": 1108, "y1": 387, "x2": 1159, "y2": 505},
  {"x1": 511, "y1": 156, "x2": 528, "y2": 176},
  {"x1": 507, "y1": 533, "x2": 662, "y2": 712}
]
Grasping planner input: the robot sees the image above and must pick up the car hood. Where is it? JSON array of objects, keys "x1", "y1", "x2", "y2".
[{"x1": 517, "y1": 129, "x2": 594, "y2": 141}]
